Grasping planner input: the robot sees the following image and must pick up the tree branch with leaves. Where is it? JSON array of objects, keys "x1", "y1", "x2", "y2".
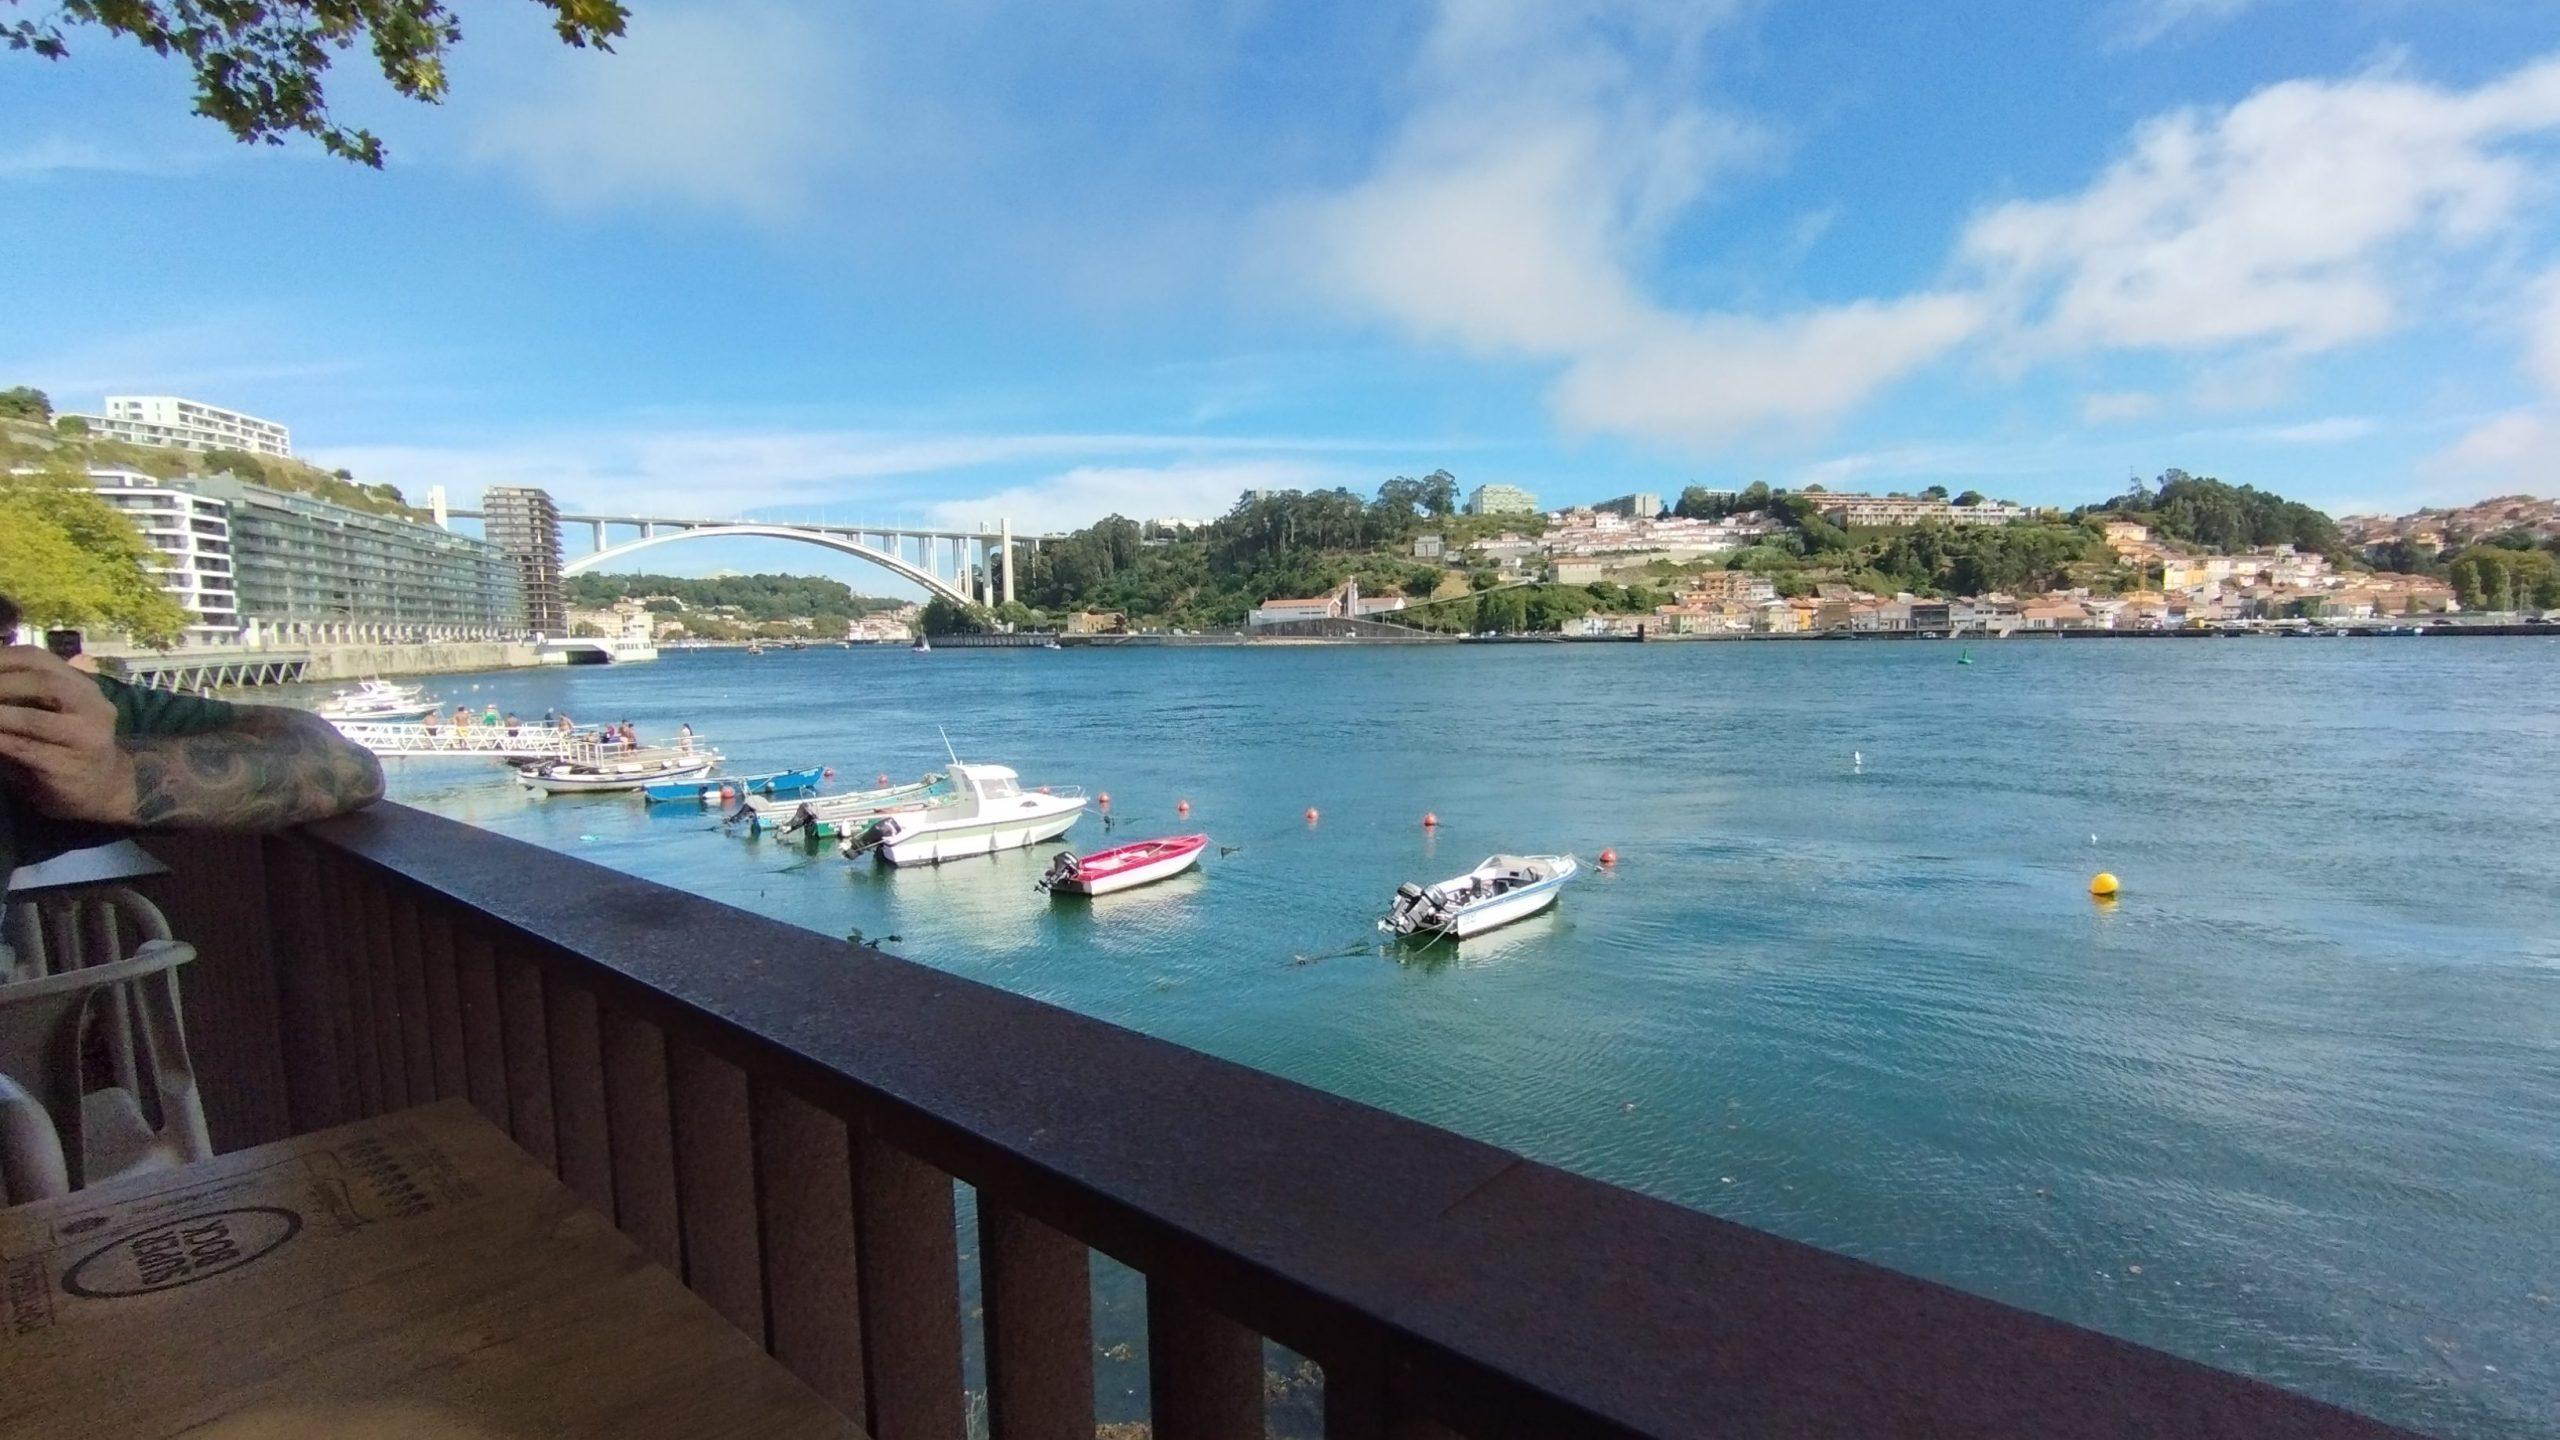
[{"x1": 4, "y1": 1, "x2": 627, "y2": 166}]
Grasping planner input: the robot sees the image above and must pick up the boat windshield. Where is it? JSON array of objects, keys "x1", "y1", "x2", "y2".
[{"x1": 978, "y1": 775, "x2": 1020, "y2": 799}]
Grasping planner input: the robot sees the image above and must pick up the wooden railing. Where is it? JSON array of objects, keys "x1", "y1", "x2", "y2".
[{"x1": 134, "y1": 806, "x2": 2416, "y2": 1440}]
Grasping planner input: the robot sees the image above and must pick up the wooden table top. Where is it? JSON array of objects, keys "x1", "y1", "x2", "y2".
[{"x1": 0, "y1": 1100, "x2": 863, "y2": 1439}]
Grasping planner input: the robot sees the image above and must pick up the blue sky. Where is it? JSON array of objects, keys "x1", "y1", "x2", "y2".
[{"x1": 8, "y1": 0, "x2": 2560, "y2": 591}]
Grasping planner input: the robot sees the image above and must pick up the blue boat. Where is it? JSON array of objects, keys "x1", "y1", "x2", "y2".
[{"x1": 642, "y1": 766, "x2": 827, "y2": 804}]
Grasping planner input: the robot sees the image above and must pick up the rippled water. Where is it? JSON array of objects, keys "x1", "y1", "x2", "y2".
[{"x1": 370, "y1": 639, "x2": 2560, "y2": 1437}]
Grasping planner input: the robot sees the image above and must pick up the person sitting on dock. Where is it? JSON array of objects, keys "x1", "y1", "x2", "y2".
[
  {"x1": 676, "y1": 722, "x2": 694, "y2": 752},
  {"x1": 1, "y1": 593, "x2": 386, "y2": 900},
  {"x1": 504, "y1": 713, "x2": 522, "y2": 738}
]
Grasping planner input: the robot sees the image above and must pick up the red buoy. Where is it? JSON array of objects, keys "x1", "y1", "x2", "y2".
[
  {"x1": 876, "y1": 772, "x2": 890, "y2": 786},
  {"x1": 1099, "y1": 792, "x2": 1112, "y2": 806},
  {"x1": 1599, "y1": 848, "x2": 1618, "y2": 867},
  {"x1": 1305, "y1": 807, "x2": 1320, "y2": 822},
  {"x1": 1177, "y1": 799, "x2": 1191, "y2": 814},
  {"x1": 1422, "y1": 812, "x2": 1438, "y2": 828},
  {"x1": 822, "y1": 767, "x2": 835, "y2": 779}
]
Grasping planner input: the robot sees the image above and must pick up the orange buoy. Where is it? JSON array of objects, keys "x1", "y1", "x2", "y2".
[
  {"x1": 1422, "y1": 812, "x2": 1438, "y2": 828},
  {"x1": 822, "y1": 767, "x2": 835, "y2": 779},
  {"x1": 1099, "y1": 792, "x2": 1112, "y2": 806},
  {"x1": 1305, "y1": 806, "x2": 1320, "y2": 822},
  {"x1": 718, "y1": 786, "x2": 736, "y2": 800},
  {"x1": 1599, "y1": 848, "x2": 1618, "y2": 867},
  {"x1": 1177, "y1": 799, "x2": 1191, "y2": 814}
]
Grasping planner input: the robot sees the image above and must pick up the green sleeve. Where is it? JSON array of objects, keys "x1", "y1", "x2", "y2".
[{"x1": 99, "y1": 674, "x2": 241, "y2": 736}]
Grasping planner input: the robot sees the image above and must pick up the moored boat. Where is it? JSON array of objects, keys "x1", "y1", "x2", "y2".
[
  {"x1": 841, "y1": 763, "x2": 1084, "y2": 866},
  {"x1": 1037, "y1": 833, "x2": 1207, "y2": 896},
  {"x1": 734, "y1": 773, "x2": 953, "y2": 834},
  {"x1": 642, "y1": 765, "x2": 827, "y2": 804},
  {"x1": 517, "y1": 744, "x2": 722, "y2": 795},
  {"x1": 1380, "y1": 854, "x2": 1578, "y2": 940},
  {"x1": 318, "y1": 679, "x2": 440, "y2": 722}
]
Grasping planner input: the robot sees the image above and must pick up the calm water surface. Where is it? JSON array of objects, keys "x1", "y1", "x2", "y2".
[{"x1": 364, "y1": 639, "x2": 2560, "y2": 1437}]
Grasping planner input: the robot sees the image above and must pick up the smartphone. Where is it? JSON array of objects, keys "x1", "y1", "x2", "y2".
[{"x1": 44, "y1": 628, "x2": 83, "y2": 660}]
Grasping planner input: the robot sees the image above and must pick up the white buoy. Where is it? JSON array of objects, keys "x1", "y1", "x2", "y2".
[{"x1": 1853, "y1": 750, "x2": 1863, "y2": 771}]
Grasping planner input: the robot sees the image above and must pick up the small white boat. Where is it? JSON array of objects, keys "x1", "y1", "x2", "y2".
[
  {"x1": 317, "y1": 679, "x2": 439, "y2": 722},
  {"x1": 842, "y1": 762, "x2": 1084, "y2": 866},
  {"x1": 1380, "y1": 854, "x2": 1579, "y2": 940},
  {"x1": 1038, "y1": 833, "x2": 1206, "y2": 896},
  {"x1": 736, "y1": 773, "x2": 954, "y2": 834},
  {"x1": 517, "y1": 746, "x2": 721, "y2": 795}
]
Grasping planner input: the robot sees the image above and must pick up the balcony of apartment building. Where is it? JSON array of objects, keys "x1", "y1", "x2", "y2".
[{"x1": 1, "y1": 807, "x2": 2419, "y2": 1440}]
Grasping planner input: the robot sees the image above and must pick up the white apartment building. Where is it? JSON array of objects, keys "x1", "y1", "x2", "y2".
[
  {"x1": 87, "y1": 468, "x2": 244, "y2": 643},
  {"x1": 78, "y1": 395, "x2": 293, "y2": 458},
  {"x1": 1817, "y1": 494, "x2": 2028, "y2": 528}
]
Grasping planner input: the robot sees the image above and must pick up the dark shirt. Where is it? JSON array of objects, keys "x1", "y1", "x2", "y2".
[{"x1": 1, "y1": 676, "x2": 240, "y2": 894}]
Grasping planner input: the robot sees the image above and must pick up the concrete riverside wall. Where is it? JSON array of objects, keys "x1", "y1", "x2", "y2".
[{"x1": 301, "y1": 641, "x2": 545, "y2": 681}]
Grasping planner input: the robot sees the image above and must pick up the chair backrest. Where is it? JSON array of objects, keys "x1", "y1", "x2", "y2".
[{"x1": 0, "y1": 940, "x2": 200, "y2": 1202}]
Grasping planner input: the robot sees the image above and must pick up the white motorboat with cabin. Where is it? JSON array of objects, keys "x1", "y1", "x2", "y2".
[
  {"x1": 317, "y1": 679, "x2": 440, "y2": 722},
  {"x1": 1380, "y1": 854, "x2": 1579, "y2": 940},
  {"x1": 840, "y1": 763, "x2": 1084, "y2": 866}
]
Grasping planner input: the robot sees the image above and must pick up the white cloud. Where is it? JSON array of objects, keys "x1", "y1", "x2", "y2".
[
  {"x1": 0, "y1": 136, "x2": 195, "y2": 180},
  {"x1": 1550, "y1": 295, "x2": 1985, "y2": 446},
  {"x1": 2108, "y1": 0, "x2": 2258, "y2": 50},
  {"x1": 1963, "y1": 58, "x2": 2560, "y2": 359},
  {"x1": 466, "y1": 1, "x2": 857, "y2": 224},
  {"x1": 323, "y1": 425, "x2": 1411, "y2": 521},
  {"x1": 2081, "y1": 391, "x2": 2162, "y2": 423},
  {"x1": 2420, "y1": 408, "x2": 2560, "y2": 487},
  {"x1": 2243, "y1": 416, "x2": 2376, "y2": 445},
  {"x1": 923, "y1": 459, "x2": 1351, "y2": 533},
  {"x1": 2526, "y1": 268, "x2": 2560, "y2": 398},
  {"x1": 1277, "y1": 0, "x2": 1975, "y2": 451}
]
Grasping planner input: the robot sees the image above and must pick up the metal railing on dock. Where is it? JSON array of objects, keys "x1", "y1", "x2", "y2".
[{"x1": 127, "y1": 810, "x2": 2420, "y2": 1440}]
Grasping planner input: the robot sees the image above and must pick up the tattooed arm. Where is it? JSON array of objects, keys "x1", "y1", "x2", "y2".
[
  {"x1": 0, "y1": 647, "x2": 383, "y2": 830},
  {"x1": 125, "y1": 704, "x2": 386, "y2": 828}
]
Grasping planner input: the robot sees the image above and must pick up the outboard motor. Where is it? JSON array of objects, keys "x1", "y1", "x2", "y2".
[
  {"x1": 840, "y1": 818, "x2": 895, "y2": 858},
  {"x1": 1384, "y1": 881, "x2": 1430, "y2": 934},
  {"x1": 1036, "y1": 852, "x2": 1083, "y2": 892}
]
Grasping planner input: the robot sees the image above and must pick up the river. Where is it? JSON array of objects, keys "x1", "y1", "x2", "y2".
[{"x1": 364, "y1": 638, "x2": 2560, "y2": 1438}]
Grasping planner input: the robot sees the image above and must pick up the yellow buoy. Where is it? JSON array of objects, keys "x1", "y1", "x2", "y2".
[{"x1": 2089, "y1": 872, "x2": 2120, "y2": 898}]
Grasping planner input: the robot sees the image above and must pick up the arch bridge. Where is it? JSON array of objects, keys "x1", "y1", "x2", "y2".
[{"x1": 442, "y1": 503, "x2": 1055, "y2": 608}]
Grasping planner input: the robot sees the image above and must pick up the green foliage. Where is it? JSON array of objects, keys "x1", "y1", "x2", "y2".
[
  {"x1": 1920, "y1": 484, "x2": 1948, "y2": 500},
  {"x1": 2085, "y1": 469, "x2": 2343, "y2": 556},
  {"x1": 0, "y1": 459, "x2": 194, "y2": 647},
  {"x1": 2362, "y1": 537, "x2": 2447, "y2": 577},
  {"x1": 5, "y1": 1, "x2": 628, "y2": 167},
  {"x1": 919, "y1": 596, "x2": 994, "y2": 635},
  {"x1": 1674, "y1": 480, "x2": 1770, "y2": 519},
  {"x1": 0, "y1": 385, "x2": 50, "y2": 420},
  {"x1": 565, "y1": 572, "x2": 901, "y2": 627},
  {"x1": 1862, "y1": 522, "x2": 2104, "y2": 597},
  {"x1": 2448, "y1": 545, "x2": 2560, "y2": 611},
  {"x1": 1953, "y1": 489, "x2": 1985, "y2": 506},
  {"x1": 196, "y1": 446, "x2": 419, "y2": 517},
  {"x1": 53, "y1": 414, "x2": 88, "y2": 436}
]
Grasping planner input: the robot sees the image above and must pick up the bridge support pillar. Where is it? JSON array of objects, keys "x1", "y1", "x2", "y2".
[
  {"x1": 1000, "y1": 518, "x2": 1014, "y2": 605},
  {"x1": 591, "y1": 520, "x2": 607, "y2": 553},
  {"x1": 644, "y1": 522, "x2": 658, "y2": 539}
]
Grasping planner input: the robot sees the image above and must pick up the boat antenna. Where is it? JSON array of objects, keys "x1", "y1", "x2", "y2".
[{"x1": 939, "y1": 726, "x2": 960, "y2": 766}]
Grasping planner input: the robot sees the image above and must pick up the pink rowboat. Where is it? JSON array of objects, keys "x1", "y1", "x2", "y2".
[{"x1": 1038, "y1": 833, "x2": 1208, "y2": 896}]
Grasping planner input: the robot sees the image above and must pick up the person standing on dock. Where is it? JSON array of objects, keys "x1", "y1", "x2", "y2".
[{"x1": 677, "y1": 722, "x2": 694, "y2": 753}]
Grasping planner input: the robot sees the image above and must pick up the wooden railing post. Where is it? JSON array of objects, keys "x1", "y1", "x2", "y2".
[
  {"x1": 601, "y1": 1007, "x2": 681, "y2": 1272},
  {"x1": 851, "y1": 1129, "x2": 966, "y2": 1440},
  {"x1": 1146, "y1": 1285, "x2": 1263, "y2": 1440},
  {"x1": 751, "y1": 1083, "x2": 867, "y2": 1419},
  {"x1": 668, "y1": 1037, "x2": 765, "y2": 1342},
  {"x1": 978, "y1": 1198, "x2": 1094, "y2": 1440}
]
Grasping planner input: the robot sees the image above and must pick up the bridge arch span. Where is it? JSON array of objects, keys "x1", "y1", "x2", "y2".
[{"x1": 563, "y1": 525, "x2": 976, "y2": 605}]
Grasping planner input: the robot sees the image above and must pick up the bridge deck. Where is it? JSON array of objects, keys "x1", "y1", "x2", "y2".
[{"x1": 331, "y1": 722, "x2": 573, "y2": 759}]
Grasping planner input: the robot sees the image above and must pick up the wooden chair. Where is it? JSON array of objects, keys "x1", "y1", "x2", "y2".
[{"x1": 0, "y1": 887, "x2": 212, "y2": 1205}]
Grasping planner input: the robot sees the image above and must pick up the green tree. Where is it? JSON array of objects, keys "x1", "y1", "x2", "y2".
[
  {"x1": 0, "y1": 385, "x2": 49, "y2": 420},
  {"x1": 5, "y1": 2, "x2": 629, "y2": 167},
  {"x1": 1953, "y1": 489, "x2": 1985, "y2": 507},
  {"x1": 0, "y1": 466, "x2": 193, "y2": 646},
  {"x1": 2086, "y1": 470, "x2": 2342, "y2": 556},
  {"x1": 920, "y1": 596, "x2": 993, "y2": 635},
  {"x1": 1420, "y1": 469, "x2": 1459, "y2": 518},
  {"x1": 53, "y1": 414, "x2": 89, "y2": 436},
  {"x1": 1920, "y1": 484, "x2": 1949, "y2": 500}
]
